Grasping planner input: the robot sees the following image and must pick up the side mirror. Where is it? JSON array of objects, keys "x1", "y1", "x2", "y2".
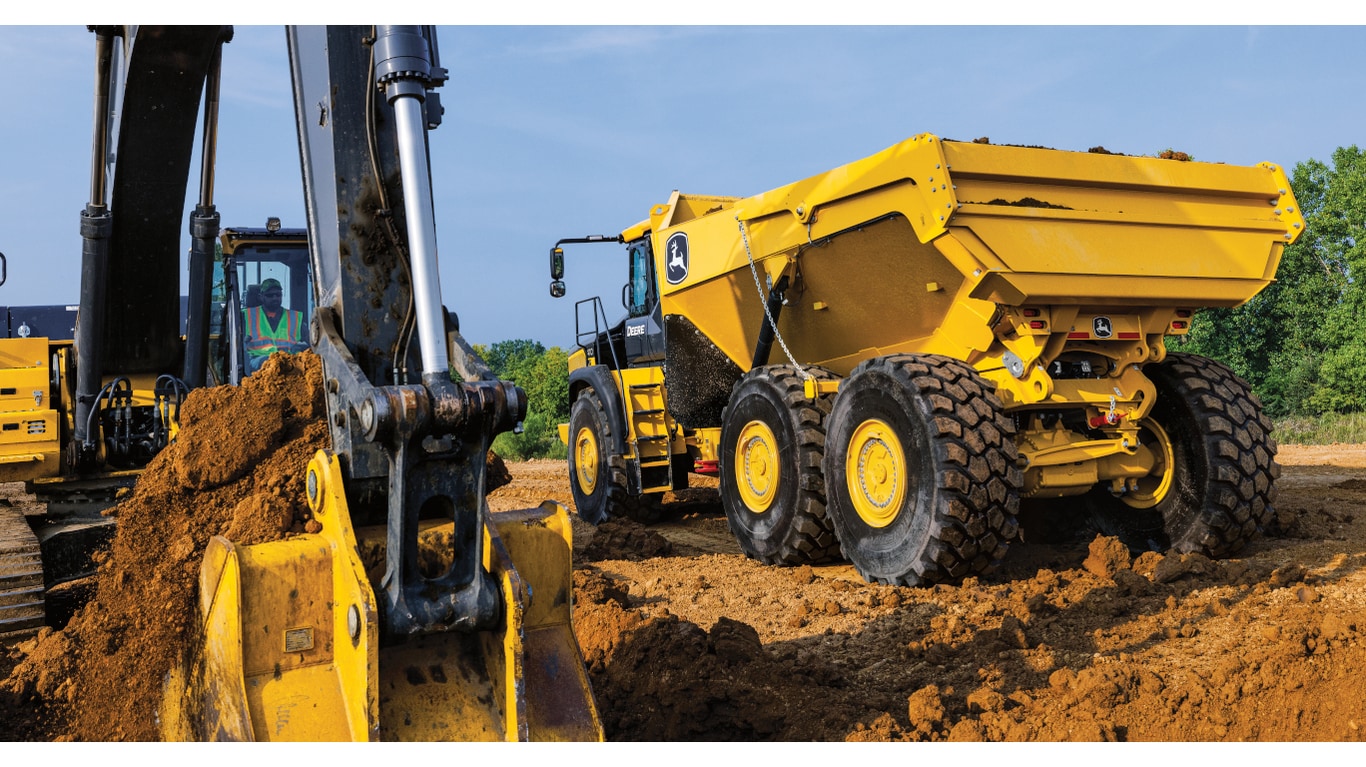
[
  {"x1": 549, "y1": 247, "x2": 564, "y2": 281},
  {"x1": 550, "y1": 280, "x2": 566, "y2": 298},
  {"x1": 0, "y1": 251, "x2": 6, "y2": 286}
]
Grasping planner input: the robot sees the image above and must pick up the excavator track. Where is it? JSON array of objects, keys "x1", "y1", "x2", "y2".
[{"x1": 0, "y1": 505, "x2": 44, "y2": 643}]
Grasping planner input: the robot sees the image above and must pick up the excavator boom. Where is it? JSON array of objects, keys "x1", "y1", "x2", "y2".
[{"x1": 22, "y1": 23, "x2": 602, "y2": 741}]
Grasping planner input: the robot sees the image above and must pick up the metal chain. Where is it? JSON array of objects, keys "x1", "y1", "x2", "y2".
[{"x1": 736, "y1": 215, "x2": 809, "y2": 381}]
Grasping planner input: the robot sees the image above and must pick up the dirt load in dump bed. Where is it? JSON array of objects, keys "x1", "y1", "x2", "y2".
[{"x1": 5, "y1": 409, "x2": 1366, "y2": 740}]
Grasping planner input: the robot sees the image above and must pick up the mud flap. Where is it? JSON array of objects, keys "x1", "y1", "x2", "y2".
[{"x1": 162, "y1": 451, "x2": 601, "y2": 741}]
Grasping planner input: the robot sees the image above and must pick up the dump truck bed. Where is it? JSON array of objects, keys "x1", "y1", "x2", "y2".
[
  {"x1": 937, "y1": 140, "x2": 1300, "y2": 306},
  {"x1": 649, "y1": 134, "x2": 1303, "y2": 376}
]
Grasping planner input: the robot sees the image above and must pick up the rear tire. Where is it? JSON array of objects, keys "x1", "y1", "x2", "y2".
[
  {"x1": 1085, "y1": 353, "x2": 1278, "y2": 556},
  {"x1": 567, "y1": 388, "x2": 664, "y2": 525},
  {"x1": 719, "y1": 365, "x2": 841, "y2": 565},
  {"x1": 823, "y1": 354, "x2": 1021, "y2": 586}
]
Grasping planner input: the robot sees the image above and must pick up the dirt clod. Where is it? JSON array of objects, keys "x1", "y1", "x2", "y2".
[
  {"x1": 1083, "y1": 535, "x2": 1131, "y2": 578},
  {"x1": 582, "y1": 518, "x2": 673, "y2": 562}
]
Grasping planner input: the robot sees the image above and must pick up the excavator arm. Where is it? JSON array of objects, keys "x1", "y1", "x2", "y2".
[
  {"x1": 289, "y1": 24, "x2": 516, "y2": 641},
  {"x1": 118, "y1": 24, "x2": 603, "y2": 741}
]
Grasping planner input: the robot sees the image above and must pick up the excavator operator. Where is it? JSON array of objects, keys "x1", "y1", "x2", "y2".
[{"x1": 244, "y1": 277, "x2": 307, "y2": 372}]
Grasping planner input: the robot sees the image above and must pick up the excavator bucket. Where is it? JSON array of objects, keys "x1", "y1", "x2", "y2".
[{"x1": 161, "y1": 451, "x2": 603, "y2": 741}]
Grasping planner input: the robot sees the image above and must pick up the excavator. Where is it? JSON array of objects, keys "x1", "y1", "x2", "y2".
[{"x1": 2, "y1": 25, "x2": 601, "y2": 740}]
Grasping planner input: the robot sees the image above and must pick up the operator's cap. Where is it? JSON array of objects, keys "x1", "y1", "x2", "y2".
[{"x1": 261, "y1": 278, "x2": 282, "y2": 292}]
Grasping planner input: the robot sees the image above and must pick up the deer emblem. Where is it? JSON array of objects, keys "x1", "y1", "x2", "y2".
[{"x1": 665, "y1": 232, "x2": 689, "y2": 284}]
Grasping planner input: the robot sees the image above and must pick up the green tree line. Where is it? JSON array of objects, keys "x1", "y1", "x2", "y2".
[
  {"x1": 472, "y1": 339, "x2": 570, "y2": 460},
  {"x1": 1174, "y1": 145, "x2": 1366, "y2": 420}
]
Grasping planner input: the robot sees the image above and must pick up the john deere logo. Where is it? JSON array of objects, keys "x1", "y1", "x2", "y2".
[
  {"x1": 1093, "y1": 316, "x2": 1113, "y2": 339},
  {"x1": 665, "y1": 232, "x2": 689, "y2": 285}
]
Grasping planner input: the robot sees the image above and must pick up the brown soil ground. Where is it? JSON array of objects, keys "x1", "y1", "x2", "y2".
[
  {"x1": 4, "y1": 377, "x2": 1365, "y2": 741},
  {"x1": 491, "y1": 451, "x2": 1366, "y2": 742}
]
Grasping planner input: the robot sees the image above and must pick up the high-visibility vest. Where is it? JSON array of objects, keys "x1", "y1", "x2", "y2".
[{"x1": 244, "y1": 306, "x2": 304, "y2": 359}]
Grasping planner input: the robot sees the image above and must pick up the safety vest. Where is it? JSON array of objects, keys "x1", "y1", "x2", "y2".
[{"x1": 244, "y1": 306, "x2": 304, "y2": 359}]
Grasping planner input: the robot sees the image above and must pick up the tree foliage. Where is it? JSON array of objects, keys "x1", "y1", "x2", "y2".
[
  {"x1": 471, "y1": 339, "x2": 570, "y2": 460},
  {"x1": 1174, "y1": 145, "x2": 1366, "y2": 417}
]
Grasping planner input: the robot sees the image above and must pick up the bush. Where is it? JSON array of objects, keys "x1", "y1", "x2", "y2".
[{"x1": 471, "y1": 340, "x2": 570, "y2": 460}]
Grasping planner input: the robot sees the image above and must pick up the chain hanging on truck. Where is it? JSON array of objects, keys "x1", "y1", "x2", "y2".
[{"x1": 736, "y1": 215, "x2": 810, "y2": 383}]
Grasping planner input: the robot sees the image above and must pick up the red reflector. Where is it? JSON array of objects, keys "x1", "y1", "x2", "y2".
[
  {"x1": 1117, "y1": 332, "x2": 1141, "y2": 340},
  {"x1": 1022, "y1": 308, "x2": 1040, "y2": 317},
  {"x1": 1029, "y1": 321, "x2": 1047, "y2": 330},
  {"x1": 694, "y1": 460, "x2": 719, "y2": 476},
  {"x1": 1172, "y1": 321, "x2": 1188, "y2": 330},
  {"x1": 1067, "y1": 332, "x2": 1090, "y2": 339},
  {"x1": 1089, "y1": 412, "x2": 1125, "y2": 428}
]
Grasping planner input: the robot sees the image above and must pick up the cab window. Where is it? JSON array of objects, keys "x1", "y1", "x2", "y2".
[{"x1": 627, "y1": 242, "x2": 654, "y2": 318}]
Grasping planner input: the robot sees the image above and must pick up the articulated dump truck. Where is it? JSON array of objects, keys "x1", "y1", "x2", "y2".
[{"x1": 551, "y1": 133, "x2": 1304, "y2": 587}]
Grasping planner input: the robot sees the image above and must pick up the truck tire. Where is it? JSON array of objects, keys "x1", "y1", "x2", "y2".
[
  {"x1": 823, "y1": 354, "x2": 1021, "y2": 586},
  {"x1": 1085, "y1": 353, "x2": 1278, "y2": 557},
  {"x1": 567, "y1": 388, "x2": 664, "y2": 525},
  {"x1": 719, "y1": 365, "x2": 841, "y2": 565}
]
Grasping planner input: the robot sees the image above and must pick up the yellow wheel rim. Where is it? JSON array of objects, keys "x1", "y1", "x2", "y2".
[
  {"x1": 736, "y1": 419, "x2": 780, "y2": 513},
  {"x1": 845, "y1": 418, "x2": 906, "y2": 529},
  {"x1": 1122, "y1": 418, "x2": 1175, "y2": 509},
  {"x1": 573, "y1": 426, "x2": 599, "y2": 496}
]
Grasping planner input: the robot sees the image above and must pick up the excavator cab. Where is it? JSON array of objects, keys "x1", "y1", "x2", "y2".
[{"x1": 212, "y1": 220, "x2": 314, "y2": 384}]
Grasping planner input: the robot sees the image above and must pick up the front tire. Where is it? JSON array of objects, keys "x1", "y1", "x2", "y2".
[
  {"x1": 1085, "y1": 353, "x2": 1278, "y2": 556},
  {"x1": 823, "y1": 354, "x2": 1021, "y2": 586},
  {"x1": 719, "y1": 365, "x2": 841, "y2": 565},
  {"x1": 567, "y1": 388, "x2": 663, "y2": 525}
]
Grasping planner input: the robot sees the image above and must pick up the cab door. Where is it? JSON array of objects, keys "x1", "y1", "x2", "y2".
[{"x1": 622, "y1": 239, "x2": 664, "y2": 366}]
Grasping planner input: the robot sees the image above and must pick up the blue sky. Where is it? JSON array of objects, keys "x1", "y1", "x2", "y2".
[{"x1": 2, "y1": 20, "x2": 1364, "y2": 350}]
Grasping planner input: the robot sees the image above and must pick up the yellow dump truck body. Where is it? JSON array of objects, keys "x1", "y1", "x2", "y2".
[{"x1": 650, "y1": 134, "x2": 1302, "y2": 383}]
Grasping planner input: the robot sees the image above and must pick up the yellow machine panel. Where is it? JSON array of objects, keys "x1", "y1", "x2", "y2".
[{"x1": 0, "y1": 337, "x2": 61, "y2": 482}]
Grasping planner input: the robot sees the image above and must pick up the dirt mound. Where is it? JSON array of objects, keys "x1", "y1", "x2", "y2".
[
  {"x1": 581, "y1": 519, "x2": 673, "y2": 562},
  {"x1": 0, "y1": 352, "x2": 327, "y2": 741},
  {"x1": 486, "y1": 450, "x2": 511, "y2": 493}
]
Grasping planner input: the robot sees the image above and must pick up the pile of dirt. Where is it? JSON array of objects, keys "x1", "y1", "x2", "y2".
[
  {"x1": 0, "y1": 352, "x2": 328, "y2": 741},
  {"x1": 486, "y1": 451, "x2": 512, "y2": 493},
  {"x1": 581, "y1": 519, "x2": 674, "y2": 562}
]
